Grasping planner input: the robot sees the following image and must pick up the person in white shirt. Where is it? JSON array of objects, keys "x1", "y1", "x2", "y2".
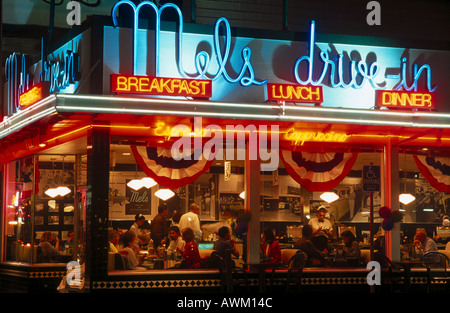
[
  {"x1": 309, "y1": 206, "x2": 333, "y2": 238},
  {"x1": 179, "y1": 203, "x2": 202, "y2": 243},
  {"x1": 166, "y1": 226, "x2": 186, "y2": 257},
  {"x1": 130, "y1": 213, "x2": 146, "y2": 245}
]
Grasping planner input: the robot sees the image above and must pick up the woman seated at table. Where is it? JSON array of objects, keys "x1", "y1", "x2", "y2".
[
  {"x1": 342, "y1": 230, "x2": 362, "y2": 265},
  {"x1": 39, "y1": 231, "x2": 61, "y2": 262},
  {"x1": 179, "y1": 227, "x2": 203, "y2": 269},
  {"x1": 119, "y1": 231, "x2": 145, "y2": 270},
  {"x1": 260, "y1": 228, "x2": 281, "y2": 264}
]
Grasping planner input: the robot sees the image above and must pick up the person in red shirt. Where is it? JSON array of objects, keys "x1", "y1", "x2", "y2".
[
  {"x1": 260, "y1": 228, "x2": 281, "y2": 264},
  {"x1": 180, "y1": 228, "x2": 202, "y2": 269}
]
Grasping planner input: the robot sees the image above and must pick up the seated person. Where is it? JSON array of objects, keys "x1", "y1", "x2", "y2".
[
  {"x1": 260, "y1": 228, "x2": 281, "y2": 264},
  {"x1": 342, "y1": 230, "x2": 362, "y2": 265},
  {"x1": 39, "y1": 231, "x2": 61, "y2": 262},
  {"x1": 294, "y1": 225, "x2": 326, "y2": 267},
  {"x1": 414, "y1": 228, "x2": 438, "y2": 260},
  {"x1": 119, "y1": 231, "x2": 145, "y2": 270},
  {"x1": 108, "y1": 228, "x2": 119, "y2": 253},
  {"x1": 213, "y1": 226, "x2": 239, "y2": 260},
  {"x1": 180, "y1": 228, "x2": 203, "y2": 269},
  {"x1": 166, "y1": 226, "x2": 185, "y2": 258}
]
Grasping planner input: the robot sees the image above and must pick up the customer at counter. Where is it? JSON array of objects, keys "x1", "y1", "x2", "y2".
[
  {"x1": 213, "y1": 226, "x2": 239, "y2": 259},
  {"x1": 150, "y1": 204, "x2": 169, "y2": 249},
  {"x1": 108, "y1": 228, "x2": 119, "y2": 253},
  {"x1": 166, "y1": 226, "x2": 185, "y2": 258},
  {"x1": 179, "y1": 203, "x2": 202, "y2": 243},
  {"x1": 39, "y1": 231, "x2": 61, "y2": 262},
  {"x1": 119, "y1": 231, "x2": 145, "y2": 270},
  {"x1": 260, "y1": 229, "x2": 281, "y2": 264},
  {"x1": 180, "y1": 227, "x2": 203, "y2": 269},
  {"x1": 309, "y1": 206, "x2": 333, "y2": 238},
  {"x1": 414, "y1": 228, "x2": 438, "y2": 255},
  {"x1": 342, "y1": 230, "x2": 362, "y2": 264},
  {"x1": 294, "y1": 225, "x2": 326, "y2": 267}
]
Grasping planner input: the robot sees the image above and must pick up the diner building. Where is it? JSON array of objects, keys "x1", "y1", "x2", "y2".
[{"x1": 1, "y1": 1, "x2": 449, "y2": 293}]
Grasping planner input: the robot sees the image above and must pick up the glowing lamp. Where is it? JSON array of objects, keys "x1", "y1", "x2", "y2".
[
  {"x1": 45, "y1": 186, "x2": 71, "y2": 198},
  {"x1": 127, "y1": 177, "x2": 157, "y2": 190},
  {"x1": 239, "y1": 191, "x2": 245, "y2": 199},
  {"x1": 320, "y1": 192, "x2": 339, "y2": 203},
  {"x1": 399, "y1": 193, "x2": 415, "y2": 205},
  {"x1": 154, "y1": 189, "x2": 175, "y2": 201}
]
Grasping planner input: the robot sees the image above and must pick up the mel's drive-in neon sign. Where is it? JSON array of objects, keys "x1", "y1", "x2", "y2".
[{"x1": 4, "y1": 1, "x2": 439, "y2": 117}]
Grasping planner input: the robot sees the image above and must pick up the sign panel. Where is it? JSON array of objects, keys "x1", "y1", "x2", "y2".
[
  {"x1": 111, "y1": 74, "x2": 212, "y2": 98},
  {"x1": 376, "y1": 90, "x2": 434, "y2": 110},
  {"x1": 265, "y1": 83, "x2": 323, "y2": 103},
  {"x1": 19, "y1": 82, "x2": 50, "y2": 109},
  {"x1": 363, "y1": 165, "x2": 381, "y2": 192}
]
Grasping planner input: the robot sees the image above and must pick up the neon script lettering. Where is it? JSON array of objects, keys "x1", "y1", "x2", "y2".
[
  {"x1": 294, "y1": 21, "x2": 436, "y2": 92},
  {"x1": 285, "y1": 127, "x2": 349, "y2": 146},
  {"x1": 112, "y1": 1, "x2": 266, "y2": 87}
]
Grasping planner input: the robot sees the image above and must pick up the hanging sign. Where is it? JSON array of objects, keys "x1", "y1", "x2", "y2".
[
  {"x1": 19, "y1": 81, "x2": 50, "y2": 109},
  {"x1": 363, "y1": 165, "x2": 381, "y2": 192},
  {"x1": 376, "y1": 90, "x2": 434, "y2": 110},
  {"x1": 265, "y1": 83, "x2": 323, "y2": 103},
  {"x1": 111, "y1": 74, "x2": 212, "y2": 98}
]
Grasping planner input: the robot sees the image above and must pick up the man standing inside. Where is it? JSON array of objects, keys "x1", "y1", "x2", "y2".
[
  {"x1": 309, "y1": 206, "x2": 333, "y2": 238},
  {"x1": 179, "y1": 203, "x2": 202, "y2": 243},
  {"x1": 150, "y1": 204, "x2": 169, "y2": 249}
]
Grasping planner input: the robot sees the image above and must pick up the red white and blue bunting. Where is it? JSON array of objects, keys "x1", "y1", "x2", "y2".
[
  {"x1": 413, "y1": 155, "x2": 450, "y2": 193},
  {"x1": 280, "y1": 151, "x2": 358, "y2": 192},
  {"x1": 130, "y1": 145, "x2": 214, "y2": 190}
]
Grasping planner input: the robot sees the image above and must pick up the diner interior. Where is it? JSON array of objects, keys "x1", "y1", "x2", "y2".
[{"x1": 4, "y1": 133, "x2": 450, "y2": 279}]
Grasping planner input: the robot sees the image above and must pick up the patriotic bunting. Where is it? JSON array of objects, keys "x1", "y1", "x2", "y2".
[
  {"x1": 280, "y1": 151, "x2": 358, "y2": 192},
  {"x1": 413, "y1": 155, "x2": 450, "y2": 193},
  {"x1": 130, "y1": 145, "x2": 214, "y2": 190}
]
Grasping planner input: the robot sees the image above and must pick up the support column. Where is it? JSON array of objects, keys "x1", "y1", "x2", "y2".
[
  {"x1": 245, "y1": 141, "x2": 260, "y2": 264},
  {"x1": 86, "y1": 125, "x2": 110, "y2": 286},
  {"x1": 384, "y1": 140, "x2": 401, "y2": 261}
]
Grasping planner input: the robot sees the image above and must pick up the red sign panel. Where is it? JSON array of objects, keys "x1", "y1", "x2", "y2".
[
  {"x1": 265, "y1": 83, "x2": 323, "y2": 103},
  {"x1": 111, "y1": 74, "x2": 212, "y2": 98},
  {"x1": 19, "y1": 81, "x2": 49, "y2": 109},
  {"x1": 376, "y1": 90, "x2": 434, "y2": 110}
]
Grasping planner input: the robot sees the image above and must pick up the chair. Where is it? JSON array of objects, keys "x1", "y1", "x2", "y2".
[
  {"x1": 423, "y1": 251, "x2": 450, "y2": 293},
  {"x1": 208, "y1": 251, "x2": 229, "y2": 293},
  {"x1": 285, "y1": 250, "x2": 307, "y2": 292},
  {"x1": 114, "y1": 253, "x2": 126, "y2": 270},
  {"x1": 280, "y1": 249, "x2": 299, "y2": 265},
  {"x1": 224, "y1": 249, "x2": 249, "y2": 292},
  {"x1": 372, "y1": 252, "x2": 405, "y2": 293}
]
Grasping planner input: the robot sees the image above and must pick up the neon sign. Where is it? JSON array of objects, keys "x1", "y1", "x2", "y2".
[
  {"x1": 265, "y1": 83, "x2": 323, "y2": 103},
  {"x1": 111, "y1": 74, "x2": 212, "y2": 98},
  {"x1": 111, "y1": 1, "x2": 266, "y2": 87},
  {"x1": 19, "y1": 82, "x2": 49, "y2": 109},
  {"x1": 4, "y1": 38, "x2": 80, "y2": 116},
  {"x1": 285, "y1": 127, "x2": 350, "y2": 146},
  {"x1": 294, "y1": 21, "x2": 437, "y2": 93},
  {"x1": 376, "y1": 90, "x2": 434, "y2": 110}
]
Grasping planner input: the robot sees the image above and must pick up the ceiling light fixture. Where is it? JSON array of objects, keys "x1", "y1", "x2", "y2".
[
  {"x1": 320, "y1": 192, "x2": 339, "y2": 203},
  {"x1": 154, "y1": 189, "x2": 175, "y2": 201}
]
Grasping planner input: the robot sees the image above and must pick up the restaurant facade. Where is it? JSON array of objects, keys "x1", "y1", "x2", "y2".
[{"x1": 1, "y1": 1, "x2": 450, "y2": 293}]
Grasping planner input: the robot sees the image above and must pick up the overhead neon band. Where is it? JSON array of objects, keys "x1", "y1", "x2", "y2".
[{"x1": 111, "y1": 74, "x2": 212, "y2": 98}]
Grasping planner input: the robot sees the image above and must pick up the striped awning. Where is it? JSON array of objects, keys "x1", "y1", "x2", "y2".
[
  {"x1": 131, "y1": 145, "x2": 214, "y2": 189},
  {"x1": 280, "y1": 151, "x2": 358, "y2": 192},
  {"x1": 413, "y1": 155, "x2": 450, "y2": 193}
]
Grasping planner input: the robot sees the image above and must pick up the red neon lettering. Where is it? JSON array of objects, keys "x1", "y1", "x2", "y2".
[{"x1": 377, "y1": 90, "x2": 434, "y2": 110}]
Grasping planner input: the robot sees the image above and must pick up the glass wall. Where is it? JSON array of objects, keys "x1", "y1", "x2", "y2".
[{"x1": 2, "y1": 140, "x2": 87, "y2": 265}]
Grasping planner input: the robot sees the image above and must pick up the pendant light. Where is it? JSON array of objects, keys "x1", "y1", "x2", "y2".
[
  {"x1": 45, "y1": 157, "x2": 71, "y2": 198},
  {"x1": 320, "y1": 192, "x2": 339, "y2": 203},
  {"x1": 154, "y1": 189, "x2": 175, "y2": 201}
]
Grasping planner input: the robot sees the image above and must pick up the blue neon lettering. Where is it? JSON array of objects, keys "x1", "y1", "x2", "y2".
[
  {"x1": 395, "y1": 57, "x2": 437, "y2": 92},
  {"x1": 295, "y1": 21, "x2": 380, "y2": 89},
  {"x1": 112, "y1": 0, "x2": 267, "y2": 87}
]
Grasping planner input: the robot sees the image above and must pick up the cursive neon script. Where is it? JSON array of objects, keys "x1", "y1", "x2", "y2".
[
  {"x1": 294, "y1": 21, "x2": 436, "y2": 92},
  {"x1": 111, "y1": 0, "x2": 267, "y2": 87}
]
